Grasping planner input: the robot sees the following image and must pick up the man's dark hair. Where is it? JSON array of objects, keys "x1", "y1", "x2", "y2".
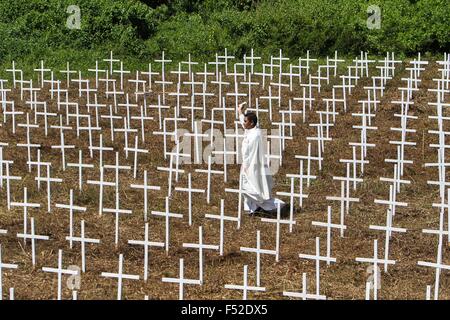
[{"x1": 244, "y1": 112, "x2": 258, "y2": 127}]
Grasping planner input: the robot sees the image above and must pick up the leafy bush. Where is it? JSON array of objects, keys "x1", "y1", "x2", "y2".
[{"x1": 0, "y1": 0, "x2": 447, "y2": 75}]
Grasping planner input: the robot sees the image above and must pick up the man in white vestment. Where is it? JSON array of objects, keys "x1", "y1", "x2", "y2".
[{"x1": 238, "y1": 102, "x2": 288, "y2": 216}]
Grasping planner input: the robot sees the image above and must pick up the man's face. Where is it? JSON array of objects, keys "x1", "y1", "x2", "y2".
[{"x1": 243, "y1": 116, "x2": 255, "y2": 129}]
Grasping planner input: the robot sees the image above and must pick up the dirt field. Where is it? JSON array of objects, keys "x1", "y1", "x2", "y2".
[{"x1": 0, "y1": 56, "x2": 448, "y2": 300}]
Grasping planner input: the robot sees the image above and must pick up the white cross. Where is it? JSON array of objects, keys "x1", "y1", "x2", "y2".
[
  {"x1": 171, "y1": 61, "x2": 189, "y2": 85},
  {"x1": 103, "y1": 189, "x2": 133, "y2": 246},
  {"x1": 100, "y1": 105, "x2": 121, "y2": 142},
  {"x1": 326, "y1": 181, "x2": 359, "y2": 231},
  {"x1": 67, "y1": 150, "x2": 94, "y2": 191},
  {"x1": 101, "y1": 254, "x2": 140, "y2": 300},
  {"x1": 208, "y1": 53, "x2": 224, "y2": 81},
  {"x1": 299, "y1": 237, "x2": 336, "y2": 297},
  {"x1": 105, "y1": 80, "x2": 124, "y2": 110},
  {"x1": 175, "y1": 173, "x2": 205, "y2": 226},
  {"x1": 104, "y1": 151, "x2": 131, "y2": 194},
  {"x1": 128, "y1": 222, "x2": 164, "y2": 281},
  {"x1": 224, "y1": 265, "x2": 265, "y2": 300},
  {"x1": 124, "y1": 136, "x2": 148, "y2": 178},
  {"x1": 205, "y1": 199, "x2": 239, "y2": 256},
  {"x1": 286, "y1": 160, "x2": 314, "y2": 206},
  {"x1": 141, "y1": 63, "x2": 159, "y2": 90},
  {"x1": 65, "y1": 220, "x2": 100, "y2": 273},
  {"x1": 275, "y1": 177, "x2": 299, "y2": 232},
  {"x1": 260, "y1": 202, "x2": 296, "y2": 262},
  {"x1": 148, "y1": 94, "x2": 170, "y2": 130},
  {"x1": 283, "y1": 272, "x2": 326, "y2": 300},
  {"x1": 0, "y1": 144, "x2": 9, "y2": 188},
  {"x1": 240, "y1": 230, "x2": 276, "y2": 287},
  {"x1": 295, "y1": 143, "x2": 322, "y2": 187},
  {"x1": 50, "y1": 116, "x2": 74, "y2": 171},
  {"x1": 182, "y1": 226, "x2": 219, "y2": 284},
  {"x1": 118, "y1": 93, "x2": 138, "y2": 126},
  {"x1": 254, "y1": 63, "x2": 273, "y2": 88},
  {"x1": 103, "y1": 51, "x2": 120, "y2": 75},
  {"x1": 151, "y1": 196, "x2": 183, "y2": 254},
  {"x1": 35, "y1": 164, "x2": 63, "y2": 212},
  {"x1": 225, "y1": 122, "x2": 245, "y2": 164},
  {"x1": 0, "y1": 245, "x2": 18, "y2": 301},
  {"x1": 355, "y1": 239, "x2": 396, "y2": 300},
  {"x1": 42, "y1": 249, "x2": 79, "y2": 300},
  {"x1": 86, "y1": 166, "x2": 116, "y2": 215},
  {"x1": 311, "y1": 206, "x2": 346, "y2": 264},
  {"x1": 60, "y1": 62, "x2": 77, "y2": 88},
  {"x1": 1, "y1": 163, "x2": 22, "y2": 210},
  {"x1": 114, "y1": 117, "x2": 138, "y2": 158},
  {"x1": 157, "y1": 153, "x2": 185, "y2": 197},
  {"x1": 332, "y1": 163, "x2": 363, "y2": 214},
  {"x1": 212, "y1": 133, "x2": 234, "y2": 184},
  {"x1": 218, "y1": 48, "x2": 235, "y2": 74},
  {"x1": 86, "y1": 94, "x2": 107, "y2": 126},
  {"x1": 299, "y1": 50, "x2": 317, "y2": 75},
  {"x1": 113, "y1": 61, "x2": 130, "y2": 91},
  {"x1": 195, "y1": 80, "x2": 215, "y2": 119},
  {"x1": 328, "y1": 51, "x2": 345, "y2": 76},
  {"x1": 17, "y1": 217, "x2": 49, "y2": 266},
  {"x1": 34, "y1": 60, "x2": 51, "y2": 87},
  {"x1": 227, "y1": 78, "x2": 247, "y2": 114},
  {"x1": 195, "y1": 155, "x2": 224, "y2": 204},
  {"x1": 6, "y1": 61, "x2": 22, "y2": 88},
  {"x1": 11, "y1": 187, "x2": 40, "y2": 243},
  {"x1": 35, "y1": 101, "x2": 56, "y2": 136},
  {"x1": 128, "y1": 70, "x2": 147, "y2": 100},
  {"x1": 131, "y1": 105, "x2": 154, "y2": 143},
  {"x1": 4, "y1": 101, "x2": 23, "y2": 134},
  {"x1": 78, "y1": 116, "x2": 101, "y2": 157},
  {"x1": 130, "y1": 170, "x2": 161, "y2": 221},
  {"x1": 182, "y1": 79, "x2": 204, "y2": 131},
  {"x1": 169, "y1": 82, "x2": 189, "y2": 118},
  {"x1": 211, "y1": 72, "x2": 230, "y2": 108},
  {"x1": 87, "y1": 60, "x2": 106, "y2": 88},
  {"x1": 162, "y1": 258, "x2": 201, "y2": 300},
  {"x1": 155, "y1": 51, "x2": 173, "y2": 104},
  {"x1": 185, "y1": 121, "x2": 208, "y2": 164},
  {"x1": 43, "y1": 71, "x2": 60, "y2": 99},
  {"x1": 369, "y1": 207, "x2": 407, "y2": 272},
  {"x1": 259, "y1": 86, "x2": 278, "y2": 121},
  {"x1": 88, "y1": 134, "x2": 113, "y2": 169},
  {"x1": 56, "y1": 189, "x2": 86, "y2": 249},
  {"x1": 374, "y1": 183, "x2": 408, "y2": 217}
]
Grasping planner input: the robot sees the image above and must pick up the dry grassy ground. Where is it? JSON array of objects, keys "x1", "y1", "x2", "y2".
[{"x1": 0, "y1": 58, "x2": 448, "y2": 300}]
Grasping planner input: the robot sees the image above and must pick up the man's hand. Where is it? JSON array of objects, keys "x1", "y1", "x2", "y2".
[{"x1": 238, "y1": 102, "x2": 247, "y2": 115}]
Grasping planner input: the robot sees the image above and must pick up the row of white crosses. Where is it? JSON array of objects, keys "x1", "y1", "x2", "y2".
[
  {"x1": 420, "y1": 52, "x2": 450, "y2": 300},
  {"x1": 238, "y1": 53, "x2": 375, "y2": 300},
  {"x1": 0, "y1": 50, "x2": 436, "y2": 300},
  {"x1": 271, "y1": 52, "x2": 360, "y2": 226},
  {"x1": 359, "y1": 54, "x2": 428, "y2": 300},
  {"x1": 2, "y1": 49, "x2": 328, "y2": 184},
  {"x1": 348, "y1": 53, "x2": 407, "y2": 300},
  {"x1": 281, "y1": 52, "x2": 403, "y2": 300},
  {"x1": 224, "y1": 53, "x2": 359, "y2": 298}
]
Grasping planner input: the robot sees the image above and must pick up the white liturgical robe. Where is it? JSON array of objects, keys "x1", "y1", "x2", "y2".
[{"x1": 239, "y1": 114, "x2": 285, "y2": 213}]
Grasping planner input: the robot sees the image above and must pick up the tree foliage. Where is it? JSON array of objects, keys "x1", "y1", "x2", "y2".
[{"x1": 0, "y1": 0, "x2": 447, "y2": 69}]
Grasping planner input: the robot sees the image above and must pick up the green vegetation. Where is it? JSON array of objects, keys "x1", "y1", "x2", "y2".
[{"x1": 0, "y1": 0, "x2": 448, "y2": 75}]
